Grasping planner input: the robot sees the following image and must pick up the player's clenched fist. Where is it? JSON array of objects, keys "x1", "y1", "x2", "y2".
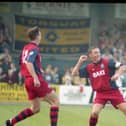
[
  {"x1": 72, "y1": 55, "x2": 88, "y2": 76},
  {"x1": 78, "y1": 55, "x2": 88, "y2": 64}
]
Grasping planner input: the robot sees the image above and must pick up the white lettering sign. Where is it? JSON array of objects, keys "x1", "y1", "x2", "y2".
[{"x1": 92, "y1": 70, "x2": 105, "y2": 78}]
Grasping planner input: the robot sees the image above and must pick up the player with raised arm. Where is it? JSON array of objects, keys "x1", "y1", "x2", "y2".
[{"x1": 72, "y1": 46, "x2": 126, "y2": 126}]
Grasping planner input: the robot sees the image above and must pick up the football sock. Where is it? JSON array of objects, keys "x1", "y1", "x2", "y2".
[
  {"x1": 50, "y1": 106, "x2": 59, "y2": 126},
  {"x1": 11, "y1": 108, "x2": 33, "y2": 125},
  {"x1": 89, "y1": 115, "x2": 98, "y2": 126}
]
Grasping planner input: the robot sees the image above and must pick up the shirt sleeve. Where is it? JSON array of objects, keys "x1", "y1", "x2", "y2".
[
  {"x1": 108, "y1": 59, "x2": 122, "y2": 69},
  {"x1": 26, "y1": 48, "x2": 38, "y2": 63},
  {"x1": 79, "y1": 66, "x2": 89, "y2": 78}
]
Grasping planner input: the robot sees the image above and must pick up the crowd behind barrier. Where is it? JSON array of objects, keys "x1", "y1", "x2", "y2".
[{"x1": 0, "y1": 18, "x2": 126, "y2": 87}]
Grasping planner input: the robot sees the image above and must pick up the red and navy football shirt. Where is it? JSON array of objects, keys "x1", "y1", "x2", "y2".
[
  {"x1": 79, "y1": 58, "x2": 122, "y2": 91},
  {"x1": 20, "y1": 42, "x2": 42, "y2": 78}
]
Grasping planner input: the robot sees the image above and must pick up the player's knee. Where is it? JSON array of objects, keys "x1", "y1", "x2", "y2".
[
  {"x1": 51, "y1": 98, "x2": 59, "y2": 106},
  {"x1": 31, "y1": 107, "x2": 40, "y2": 114},
  {"x1": 35, "y1": 109, "x2": 40, "y2": 113},
  {"x1": 120, "y1": 106, "x2": 126, "y2": 114},
  {"x1": 54, "y1": 98, "x2": 59, "y2": 106},
  {"x1": 91, "y1": 112, "x2": 99, "y2": 118},
  {"x1": 33, "y1": 108, "x2": 40, "y2": 114},
  {"x1": 118, "y1": 103, "x2": 126, "y2": 113}
]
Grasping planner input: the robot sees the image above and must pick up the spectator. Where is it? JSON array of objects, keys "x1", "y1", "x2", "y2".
[
  {"x1": 44, "y1": 65, "x2": 53, "y2": 84},
  {"x1": 2, "y1": 55, "x2": 11, "y2": 75},
  {"x1": 62, "y1": 69, "x2": 73, "y2": 85},
  {"x1": 0, "y1": 16, "x2": 11, "y2": 52},
  {"x1": 121, "y1": 74, "x2": 126, "y2": 87},
  {"x1": 0, "y1": 16, "x2": 5, "y2": 35},
  {"x1": 3, "y1": 48, "x2": 12, "y2": 61},
  {"x1": 18, "y1": 71, "x2": 24, "y2": 85},
  {"x1": 0, "y1": 29, "x2": 4, "y2": 53},
  {"x1": 102, "y1": 47, "x2": 113, "y2": 59},
  {"x1": 0, "y1": 67, "x2": 7, "y2": 82},
  {"x1": 72, "y1": 75, "x2": 86, "y2": 85},
  {"x1": 7, "y1": 63, "x2": 17, "y2": 84},
  {"x1": 52, "y1": 66, "x2": 60, "y2": 84}
]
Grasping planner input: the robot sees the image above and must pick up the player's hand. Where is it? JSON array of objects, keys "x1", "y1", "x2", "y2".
[
  {"x1": 111, "y1": 73, "x2": 119, "y2": 81},
  {"x1": 78, "y1": 55, "x2": 88, "y2": 64},
  {"x1": 33, "y1": 77, "x2": 40, "y2": 87}
]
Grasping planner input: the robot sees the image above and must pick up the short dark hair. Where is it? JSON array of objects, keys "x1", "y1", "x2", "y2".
[
  {"x1": 27, "y1": 26, "x2": 40, "y2": 40},
  {"x1": 88, "y1": 46, "x2": 99, "y2": 54}
]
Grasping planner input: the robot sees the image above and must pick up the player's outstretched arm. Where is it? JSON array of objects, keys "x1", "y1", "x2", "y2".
[
  {"x1": 72, "y1": 55, "x2": 88, "y2": 76},
  {"x1": 111, "y1": 65, "x2": 126, "y2": 81}
]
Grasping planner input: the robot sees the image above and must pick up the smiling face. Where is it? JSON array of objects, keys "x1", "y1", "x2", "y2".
[{"x1": 88, "y1": 47, "x2": 101, "y2": 63}]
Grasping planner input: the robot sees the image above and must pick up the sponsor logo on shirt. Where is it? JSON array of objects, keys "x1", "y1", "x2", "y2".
[{"x1": 92, "y1": 70, "x2": 105, "y2": 78}]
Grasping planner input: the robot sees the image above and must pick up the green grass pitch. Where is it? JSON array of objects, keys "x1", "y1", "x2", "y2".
[{"x1": 1, "y1": 103, "x2": 126, "y2": 126}]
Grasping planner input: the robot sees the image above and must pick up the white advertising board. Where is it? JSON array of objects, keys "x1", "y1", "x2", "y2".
[{"x1": 59, "y1": 85, "x2": 92, "y2": 105}]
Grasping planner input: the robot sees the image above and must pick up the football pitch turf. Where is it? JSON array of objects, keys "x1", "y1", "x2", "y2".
[{"x1": 1, "y1": 102, "x2": 126, "y2": 126}]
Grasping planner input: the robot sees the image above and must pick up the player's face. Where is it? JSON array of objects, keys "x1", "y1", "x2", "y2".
[{"x1": 89, "y1": 48, "x2": 101, "y2": 63}]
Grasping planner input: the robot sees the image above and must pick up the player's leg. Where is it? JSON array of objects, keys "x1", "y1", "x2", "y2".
[
  {"x1": 6, "y1": 98, "x2": 41, "y2": 126},
  {"x1": 89, "y1": 91, "x2": 107, "y2": 126},
  {"x1": 117, "y1": 102, "x2": 126, "y2": 116},
  {"x1": 110, "y1": 90, "x2": 126, "y2": 116},
  {"x1": 43, "y1": 90, "x2": 59, "y2": 126},
  {"x1": 89, "y1": 103, "x2": 104, "y2": 126}
]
